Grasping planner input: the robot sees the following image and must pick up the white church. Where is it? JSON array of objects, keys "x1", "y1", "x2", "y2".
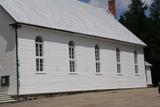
[{"x1": 0, "y1": 0, "x2": 152, "y2": 96}]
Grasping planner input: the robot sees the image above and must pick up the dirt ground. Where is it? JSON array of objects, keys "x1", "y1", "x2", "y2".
[{"x1": 1, "y1": 88, "x2": 160, "y2": 107}]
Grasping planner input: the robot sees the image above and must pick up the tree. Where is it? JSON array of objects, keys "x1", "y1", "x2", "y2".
[
  {"x1": 150, "y1": 0, "x2": 160, "y2": 22},
  {"x1": 122, "y1": 0, "x2": 147, "y2": 41},
  {"x1": 148, "y1": 0, "x2": 160, "y2": 85},
  {"x1": 119, "y1": 0, "x2": 160, "y2": 85},
  {"x1": 119, "y1": 14, "x2": 125, "y2": 25}
]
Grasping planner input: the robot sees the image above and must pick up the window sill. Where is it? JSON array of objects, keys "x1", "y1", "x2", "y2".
[
  {"x1": 35, "y1": 72, "x2": 46, "y2": 74},
  {"x1": 96, "y1": 73, "x2": 103, "y2": 75},
  {"x1": 69, "y1": 72, "x2": 78, "y2": 75},
  {"x1": 135, "y1": 74, "x2": 140, "y2": 76},
  {"x1": 1, "y1": 85, "x2": 9, "y2": 87},
  {"x1": 117, "y1": 73, "x2": 123, "y2": 76}
]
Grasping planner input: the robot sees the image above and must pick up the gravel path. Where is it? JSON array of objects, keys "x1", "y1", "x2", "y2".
[{"x1": 1, "y1": 88, "x2": 160, "y2": 107}]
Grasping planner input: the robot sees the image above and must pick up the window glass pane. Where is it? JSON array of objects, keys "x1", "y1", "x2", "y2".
[
  {"x1": 35, "y1": 37, "x2": 43, "y2": 57},
  {"x1": 69, "y1": 48, "x2": 72, "y2": 59},
  {"x1": 36, "y1": 59, "x2": 39, "y2": 71},
  {"x1": 134, "y1": 51, "x2": 137, "y2": 64},
  {"x1": 71, "y1": 48, "x2": 74, "y2": 59},
  {"x1": 69, "y1": 61, "x2": 72, "y2": 72},
  {"x1": 36, "y1": 58, "x2": 44, "y2": 72},
  {"x1": 36, "y1": 36, "x2": 43, "y2": 42},
  {"x1": 72, "y1": 61, "x2": 75, "y2": 72},
  {"x1": 69, "y1": 60, "x2": 75, "y2": 72},
  {"x1": 36, "y1": 44, "x2": 39, "y2": 56},
  {"x1": 40, "y1": 59, "x2": 43, "y2": 71},
  {"x1": 96, "y1": 62, "x2": 100, "y2": 73},
  {"x1": 117, "y1": 64, "x2": 121, "y2": 73},
  {"x1": 116, "y1": 48, "x2": 120, "y2": 62},
  {"x1": 39, "y1": 44, "x2": 43, "y2": 56},
  {"x1": 135, "y1": 65, "x2": 138, "y2": 74}
]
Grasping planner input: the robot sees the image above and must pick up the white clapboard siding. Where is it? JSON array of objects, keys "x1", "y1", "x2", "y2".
[
  {"x1": 18, "y1": 25, "x2": 147, "y2": 95},
  {"x1": 0, "y1": 6, "x2": 17, "y2": 95}
]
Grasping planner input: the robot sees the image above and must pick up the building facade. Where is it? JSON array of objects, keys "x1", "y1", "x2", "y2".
[{"x1": 0, "y1": 0, "x2": 147, "y2": 96}]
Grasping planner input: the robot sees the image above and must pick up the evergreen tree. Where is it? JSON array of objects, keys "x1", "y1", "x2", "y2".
[
  {"x1": 119, "y1": 14, "x2": 125, "y2": 25},
  {"x1": 150, "y1": 0, "x2": 160, "y2": 21},
  {"x1": 123, "y1": 0, "x2": 147, "y2": 40},
  {"x1": 148, "y1": 0, "x2": 160, "y2": 85},
  {"x1": 119, "y1": 0, "x2": 160, "y2": 85}
]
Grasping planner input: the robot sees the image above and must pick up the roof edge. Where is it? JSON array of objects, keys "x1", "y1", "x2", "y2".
[
  {"x1": 16, "y1": 22, "x2": 147, "y2": 47},
  {"x1": 0, "y1": 4, "x2": 17, "y2": 22}
]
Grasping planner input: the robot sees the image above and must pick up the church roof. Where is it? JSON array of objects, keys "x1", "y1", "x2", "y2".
[{"x1": 0, "y1": 0, "x2": 146, "y2": 46}]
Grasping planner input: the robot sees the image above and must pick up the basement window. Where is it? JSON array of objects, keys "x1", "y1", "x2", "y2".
[{"x1": 1, "y1": 76, "x2": 9, "y2": 87}]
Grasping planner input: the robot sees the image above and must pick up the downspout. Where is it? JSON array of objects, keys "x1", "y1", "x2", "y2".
[{"x1": 10, "y1": 23, "x2": 21, "y2": 95}]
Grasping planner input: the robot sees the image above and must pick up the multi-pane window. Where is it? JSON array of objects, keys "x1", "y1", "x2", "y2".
[
  {"x1": 134, "y1": 51, "x2": 138, "y2": 74},
  {"x1": 69, "y1": 41, "x2": 76, "y2": 72},
  {"x1": 36, "y1": 59, "x2": 43, "y2": 72},
  {"x1": 96, "y1": 62, "x2": 100, "y2": 73},
  {"x1": 70, "y1": 60, "x2": 75, "y2": 73},
  {"x1": 116, "y1": 48, "x2": 121, "y2": 73},
  {"x1": 95, "y1": 45, "x2": 100, "y2": 73},
  {"x1": 35, "y1": 36, "x2": 44, "y2": 72}
]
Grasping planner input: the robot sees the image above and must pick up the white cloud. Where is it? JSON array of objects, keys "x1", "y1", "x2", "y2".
[
  {"x1": 89, "y1": 0, "x2": 152, "y2": 10},
  {"x1": 88, "y1": 0, "x2": 131, "y2": 12},
  {"x1": 88, "y1": 0, "x2": 153, "y2": 18},
  {"x1": 116, "y1": 0, "x2": 131, "y2": 12}
]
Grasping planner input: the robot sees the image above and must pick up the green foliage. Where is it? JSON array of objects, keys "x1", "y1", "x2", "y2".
[
  {"x1": 119, "y1": 14, "x2": 125, "y2": 25},
  {"x1": 147, "y1": 0, "x2": 160, "y2": 66},
  {"x1": 119, "y1": 0, "x2": 160, "y2": 85},
  {"x1": 123, "y1": 0, "x2": 147, "y2": 38},
  {"x1": 150, "y1": 0, "x2": 160, "y2": 21}
]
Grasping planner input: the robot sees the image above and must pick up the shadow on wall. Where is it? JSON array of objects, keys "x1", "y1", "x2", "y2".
[
  {"x1": 0, "y1": 31, "x2": 15, "y2": 52},
  {"x1": 0, "y1": 6, "x2": 16, "y2": 52},
  {"x1": 0, "y1": 34, "x2": 7, "y2": 52}
]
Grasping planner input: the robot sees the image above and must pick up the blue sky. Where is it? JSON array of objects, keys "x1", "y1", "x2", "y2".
[{"x1": 80, "y1": 0, "x2": 153, "y2": 19}]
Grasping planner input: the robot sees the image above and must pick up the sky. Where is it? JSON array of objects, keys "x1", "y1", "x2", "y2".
[{"x1": 80, "y1": 0, "x2": 153, "y2": 19}]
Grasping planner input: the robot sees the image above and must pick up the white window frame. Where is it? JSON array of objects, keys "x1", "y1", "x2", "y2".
[
  {"x1": 35, "y1": 36, "x2": 45, "y2": 73},
  {"x1": 69, "y1": 41, "x2": 76, "y2": 73},
  {"x1": 116, "y1": 48, "x2": 122, "y2": 75},
  {"x1": 134, "y1": 50, "x2": 139, "y2": 75},
  {"x1": 95, "y1": 45, "x2": 101, "y2": 74}
]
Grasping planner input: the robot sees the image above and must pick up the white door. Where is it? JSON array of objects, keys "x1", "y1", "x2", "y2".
[{"x1": 146, "y1": 66, "x2": 152, "y2": 85}]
